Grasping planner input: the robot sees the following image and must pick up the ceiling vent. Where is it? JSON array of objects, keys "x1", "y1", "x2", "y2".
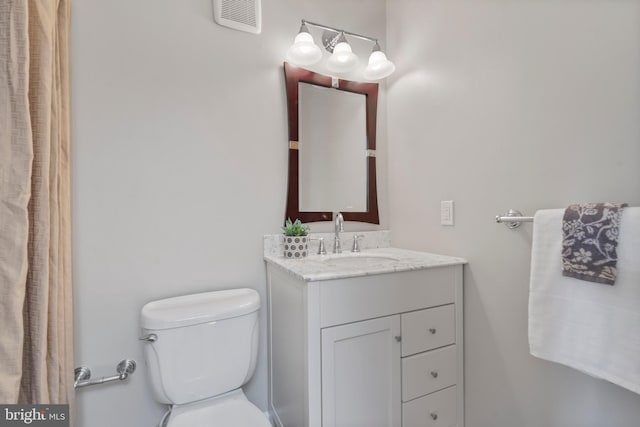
[{"x1": 213, "y1": 0, "x2": 261, "y2": 34}]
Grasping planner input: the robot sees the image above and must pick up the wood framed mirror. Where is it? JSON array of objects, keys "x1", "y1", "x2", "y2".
[{"x1": 283, "y1": 62, "x2": 380, "y2": 224}]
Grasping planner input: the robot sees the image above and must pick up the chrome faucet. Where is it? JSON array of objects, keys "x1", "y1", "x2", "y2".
[{"x1": 333, "y1": 212, "x2": 344, "y2": 253}]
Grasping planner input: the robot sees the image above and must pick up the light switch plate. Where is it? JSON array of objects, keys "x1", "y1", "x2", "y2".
[{"x1": 441, "y1": 200, "x2": 454, "y2": 226}]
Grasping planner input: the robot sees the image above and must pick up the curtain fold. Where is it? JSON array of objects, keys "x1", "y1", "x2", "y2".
[
  {"x1": 0, "y1": 0, "x2": 33, "y2": 403},
  {"x1": 0, "y1": 0, "x2": 74, "y2": 418}
]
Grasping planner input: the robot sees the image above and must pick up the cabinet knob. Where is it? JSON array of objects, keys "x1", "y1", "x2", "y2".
[
  {"x1": 394, "y1": 335, "x2": 402, "y2": 342},
  {"x1": 430, "y1": 412, "x2": 438, "y2": 420},
  {"x1": 429, "y1": 328, "x2": 437, "y2": 335},
  {"x1": 430, "y1": 370, "x2": 439, "y2": 378}
]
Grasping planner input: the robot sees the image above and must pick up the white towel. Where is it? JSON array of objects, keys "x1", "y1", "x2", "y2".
[{"x1": 529, "y1": 208, "x2": 640, "y2": 394}]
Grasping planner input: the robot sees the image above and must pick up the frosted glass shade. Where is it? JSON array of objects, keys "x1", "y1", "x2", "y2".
[
  {"x1": 363, "y1": 50, "x2": 396, "y2": 80},
  {"x1": 326, "y1": 42, "x2": 358, "y2": 74},
  {"x1": 286, "y1": 32, "x2": 322, "y2": 66}
]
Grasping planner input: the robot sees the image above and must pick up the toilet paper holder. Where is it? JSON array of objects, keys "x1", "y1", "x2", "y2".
[{"x1": 74, "y1": 359, "x2": 136, "y2": 389}]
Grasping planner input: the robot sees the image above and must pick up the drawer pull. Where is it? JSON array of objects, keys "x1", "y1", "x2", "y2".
[
  {"x1": 430, "y1": 412, "x2": 438, "y2": 420},
  {"x1": 429, "y1": 328, "x2": 437, "y2": 334},
  {"x1": 394, "y1": 335, "x2": 402, "y2": 342},
  {"x1": 430, "y1": 370, "x2": 438, "y2": 378}
]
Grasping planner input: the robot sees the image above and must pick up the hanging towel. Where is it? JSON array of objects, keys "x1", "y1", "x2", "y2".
[
  {"x1": 529, "y1": 208, "x2": 640, "y2": 394},
  {"x1": 562, "y1": 202, "x2": 627, "y2": 285}
]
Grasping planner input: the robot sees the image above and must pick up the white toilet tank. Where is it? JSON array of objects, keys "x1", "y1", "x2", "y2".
[{"x1": 141, "y1": 288, "x2": 260, "y2": 405}]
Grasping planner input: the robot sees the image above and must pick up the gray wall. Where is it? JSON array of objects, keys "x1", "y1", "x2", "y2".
[
  {"x1": 72, "y1": 1, "x2": 640, "y2": 426},
  {"x1": 70, "y1": 1, "x2": 386, "y2": 426},
  {"x1": 386, "y1": 1, "x2": 640, "y2": 426}
]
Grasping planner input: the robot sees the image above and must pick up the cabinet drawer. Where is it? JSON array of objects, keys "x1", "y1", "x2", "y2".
[
  {"x1": 401, "y1": 305, "x2": 455, "y2": 357},
  {"x1": 319, "y1": 267, "x2": 456, "y2": 328},
  {"x1": 402, "y1": 345, "x2": 456, "y2": 402},
  {"x1": 403, "y1": 386, "x2": 457, "y2": 427}
]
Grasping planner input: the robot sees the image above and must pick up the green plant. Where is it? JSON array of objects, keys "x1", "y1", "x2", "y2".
[{"x1": 282, "y1": 218, "x2": 309, "y2": 237}]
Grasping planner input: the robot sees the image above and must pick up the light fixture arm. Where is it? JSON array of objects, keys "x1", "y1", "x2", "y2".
[{"x1": 301, "y1": 19, "x2": 379, "y2": 45}]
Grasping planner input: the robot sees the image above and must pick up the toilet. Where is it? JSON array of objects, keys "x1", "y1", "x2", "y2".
[{"x1": 140, "y1": 288, "x2": 271, "y2": 427}]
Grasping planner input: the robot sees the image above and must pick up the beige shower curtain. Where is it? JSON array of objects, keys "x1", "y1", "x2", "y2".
[{"x1": 0, "y1": 0, "x2": 74, "y2": 413}]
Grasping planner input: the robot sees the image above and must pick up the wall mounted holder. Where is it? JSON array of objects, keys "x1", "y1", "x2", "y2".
[
  {"x1": 495, "y1": 209, "x2": 534, "y2": 229},
  {"x1": 74, "y1": 359, "x2": 136, "y2": 389}
]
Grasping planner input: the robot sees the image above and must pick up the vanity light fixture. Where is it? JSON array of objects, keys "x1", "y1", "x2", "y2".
[
  {"x1": 363, "y1": 41, "x2": 396, "y2": 80},
  {"x1": 326, "y1": 32, "x2": 359, "y2": 74},
  {"x1": 286, "y1": 22, "x2": 323, "y2": 66},
  {"x1": 286, "y1": 19, "x2": 395, "y2": 81}
]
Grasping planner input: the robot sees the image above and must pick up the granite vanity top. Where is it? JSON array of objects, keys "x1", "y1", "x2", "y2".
[{"x1": 264, "y1": 246, "x2": 467, "y2": 282}]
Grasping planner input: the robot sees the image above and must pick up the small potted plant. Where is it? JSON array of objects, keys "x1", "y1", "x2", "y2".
[{"x1": 282, "y1": 218, "x2": 310, "y2": 258}]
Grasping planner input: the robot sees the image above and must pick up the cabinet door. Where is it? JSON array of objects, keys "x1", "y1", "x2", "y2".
[{"x1": 321, "y1": 315, "x2": 401, "y2": 427}]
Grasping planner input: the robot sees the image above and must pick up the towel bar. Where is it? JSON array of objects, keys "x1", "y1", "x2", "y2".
[{"x1": 495, "y1": 209, "x2": 534, "y2": 229}]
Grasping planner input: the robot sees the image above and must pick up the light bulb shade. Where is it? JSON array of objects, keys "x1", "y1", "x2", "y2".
[
  {"x1": 326, "y1": 42, "x2": 358, "y2": 73},
  {"x1": 363, "y1": 50, "x2": 396, "y2": 80},
  {"x1": 286, "y1": 31, "x2": 322, "y2": 66}
]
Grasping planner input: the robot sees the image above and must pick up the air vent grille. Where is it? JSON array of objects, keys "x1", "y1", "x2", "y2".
[
  {"x1": 213, "y1": 0, "x2": 261, "y2": 34},
  {"x1": 221, "y1": 0, "x2": 256, "y2": 26}
]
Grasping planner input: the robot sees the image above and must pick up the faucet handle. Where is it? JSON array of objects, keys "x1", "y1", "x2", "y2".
[
  {"x1": 352, "y1": 234, "x2": 365, "y2": 253},
  {"x1": 310, "y1": 237, "x2": 327, "y2": 255}
]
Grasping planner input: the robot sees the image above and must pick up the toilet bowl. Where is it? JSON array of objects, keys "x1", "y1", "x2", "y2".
[
  {"x1": 140, "y1": 288, "x2": 271, "y2": 427},
  {"x1": 166, "y1": 389, "x2": 269, "y2": 427}
]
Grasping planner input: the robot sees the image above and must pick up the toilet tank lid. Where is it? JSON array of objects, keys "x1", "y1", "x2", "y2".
[{"x1": 141, "y1": 288, "x2": 260, "y2": 330}]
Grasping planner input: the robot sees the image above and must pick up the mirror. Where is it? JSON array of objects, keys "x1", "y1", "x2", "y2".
[
  {"x1": 298, "y1": 82, "x2": 367, "y2": 212},
  {"x1": 283, "y1": 62, "x2": 379, "y2": 224}
]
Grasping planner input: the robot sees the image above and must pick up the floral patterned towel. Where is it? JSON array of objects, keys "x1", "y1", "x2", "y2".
[{"x1": 562, "y1": 203, "x2": 628, "y2": 285}]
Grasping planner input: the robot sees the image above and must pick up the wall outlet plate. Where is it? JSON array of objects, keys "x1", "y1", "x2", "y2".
[{"x1": 441, "y1": 200, "x2": 454, "y2": 226}]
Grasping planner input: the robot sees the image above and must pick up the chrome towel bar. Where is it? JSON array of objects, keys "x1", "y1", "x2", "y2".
[{"x1": 495, "y1": 209, "x2": 534, "y2": 229}]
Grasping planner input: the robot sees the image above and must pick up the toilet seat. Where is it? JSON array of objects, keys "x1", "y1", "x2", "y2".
[{"x1": 167, "y1": 389, "x2": 271, "y2": 427}]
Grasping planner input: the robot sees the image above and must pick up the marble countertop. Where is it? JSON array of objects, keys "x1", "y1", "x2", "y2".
[{"x1": 264, "y1": 247, "x2": 467, "y2": 282}]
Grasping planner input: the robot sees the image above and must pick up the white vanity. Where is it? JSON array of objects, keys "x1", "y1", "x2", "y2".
[{"x1": 264, "y1": 232, "x2": 466, "y2": 427}]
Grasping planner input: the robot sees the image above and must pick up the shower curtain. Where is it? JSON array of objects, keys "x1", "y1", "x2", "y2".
[{"x1": 0, "y1": 0, "x2": 74, "y2": 414}]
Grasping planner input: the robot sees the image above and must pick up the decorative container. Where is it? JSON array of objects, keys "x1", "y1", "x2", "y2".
[{"x1": 284, "y1": 236, "x2": 308, "y2": 258}]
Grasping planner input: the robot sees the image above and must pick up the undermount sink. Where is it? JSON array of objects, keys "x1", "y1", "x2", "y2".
[{"x1": 320, "y1": 253, "x2": 400, "y2": 267}]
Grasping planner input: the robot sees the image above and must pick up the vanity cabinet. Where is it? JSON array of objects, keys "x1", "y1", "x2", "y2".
[
  {"x1": 266, "y1": 262, "x2": 464, "y2": 427},
  {"x1": 322, "y1": 315, "x2": 401, "y2": 427}
]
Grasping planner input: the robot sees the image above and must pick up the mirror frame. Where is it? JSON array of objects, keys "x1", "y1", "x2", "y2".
[{"x1": 283, "y1": 62, "x2": 380, "y2": 224}]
